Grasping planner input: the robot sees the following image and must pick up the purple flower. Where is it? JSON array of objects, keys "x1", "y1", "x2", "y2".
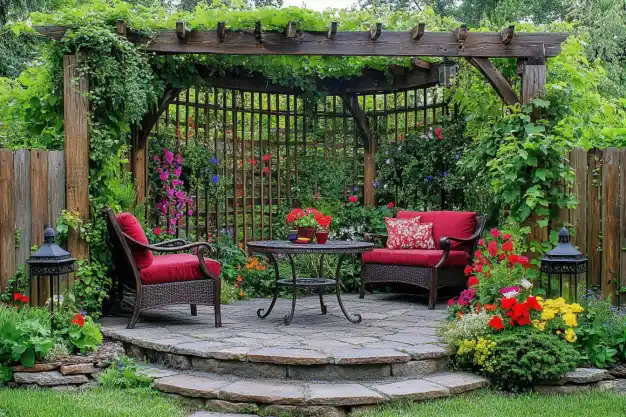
[
  {"x1": 372, "y1": 181, "x2": 380, "y2": 189},
  {"x1": 170, "y1": 218, "x2": 177, "y2": 225},
  {"x1": 210, "y1": 157, "x2": 218, "y2": 164},
  {"x1": 455, "y1": 155, "x2": 460, "y2": 160},
  {"x1": 211, "y1": 175, "x2": 219, "y2": 184},
  {"x1": 176, "y1": 155, "x2": 183, "y2": 164},
  {"x1": 457, "y1": 289, "x2": 476, "y2": 306},
  {"x1": 353, "y1": 186, "x2": 358, "y2": 192},
  {"x1": 187, "y1": 210, "x2": 193, "y2": 216},
  {"x1": 175, "y1": 191, "x2": 185, "y2": 200},
  {"x1": 164, "y1": 150, "x2": 174, "y2": 164},
  {"x1": 174, "y1": 168, "x2": 182, "y2": 177},
  {"x1": 442, "y1": 172, "x2": 447, "y2": 177},
  {"x1": 159, "y1": 171, "x2": 169, "y2": 181},
  {"x1": 172, "y1": 179, "x2": 180, "y2": 186}
]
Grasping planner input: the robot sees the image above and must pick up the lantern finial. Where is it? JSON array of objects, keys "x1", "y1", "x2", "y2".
[
  {"x1": 44, "y1": 224, "x2": 56, "y2": 243},
  {"x1": 558, "y1": 227, "x2": 570, "y2": 244}
]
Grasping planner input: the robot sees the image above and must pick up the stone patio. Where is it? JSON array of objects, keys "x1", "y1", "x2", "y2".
[{"x1": 100, "y1": 293, "x2": 450, "y2": 371}]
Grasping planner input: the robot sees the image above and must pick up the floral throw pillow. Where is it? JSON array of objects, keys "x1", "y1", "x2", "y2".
[{"x1": 385, "y1": 216, "x2": 435, "y2": 250}]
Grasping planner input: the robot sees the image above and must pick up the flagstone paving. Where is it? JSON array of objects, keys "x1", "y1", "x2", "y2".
[{"x1": 100, "y1": 293, "x2": 450, "y2": 365}]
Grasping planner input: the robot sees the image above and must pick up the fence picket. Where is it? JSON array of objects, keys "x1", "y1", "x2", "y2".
[
  {"x1": 30, "y1": 149, "x2": 49, "y2": 305},
  {"x1": 602, "y1": 148, "x2": 619, "y2": 298},
  {"x1": 0, "y1": 150, "x2": 16, "y2": 293},
  {"x1": 587, "y1": 148, "x2": 602, "y2": 289}
]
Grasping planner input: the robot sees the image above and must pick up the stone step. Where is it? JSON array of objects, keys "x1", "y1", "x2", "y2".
[
  {"x1": 145, "y1": 367, "x2": 489, "y2": 411},
  {"x1": 126, "y1": 341, "x2": 451, "y2": 381}
]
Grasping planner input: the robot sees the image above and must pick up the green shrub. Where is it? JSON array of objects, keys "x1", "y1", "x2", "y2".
[
  {"x1": 54, "y1": 311, "x2": 103, "y2": 354},
  {"x1": 489, "y1": 329, "x2": 581, "y2": 391},
  {"x1": 98, "y1": 356, "x2": 152, "y2": 390}
]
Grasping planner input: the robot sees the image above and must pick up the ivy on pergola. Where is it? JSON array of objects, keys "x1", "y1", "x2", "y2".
[{"x1": 36, "y1": 20, "x2": 566, "y2": 256}]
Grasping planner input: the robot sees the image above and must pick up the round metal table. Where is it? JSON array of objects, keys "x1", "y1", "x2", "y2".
[{"x1": 246, "y1": 240, "x2": 374, "y2": 325}]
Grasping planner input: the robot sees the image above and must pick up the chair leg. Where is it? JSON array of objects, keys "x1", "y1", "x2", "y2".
[
  {"x1": 127, "y1": 296, "x2": 141, "y2": 329},
  {"x1": 214, "y1": 302, "x2": 222, "y2": 327},
  {"x1": 428, "y1": 269, "x2": 438, "y2": 310},
  {"x1": 190, "y1": 304, "x2": 197, "y2": 316},
  {"x1": 359, "y1": 281, "x2": 365, "y2": 299}
]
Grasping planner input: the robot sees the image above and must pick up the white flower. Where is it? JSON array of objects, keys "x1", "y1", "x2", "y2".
[
  {"x1": 520, "y1": 278, "x2": 533, "y2": 290},
  {"x1": 501, "y1": 290, "x2": 520, "y2": 299},
  {"x1": 386, "y1": 158, "x2": 391, "y2": 165}
]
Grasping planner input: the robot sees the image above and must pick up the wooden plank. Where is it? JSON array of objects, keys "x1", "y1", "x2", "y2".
[
  {"x1": 570, "y1": 148, "x2": 587, "y2": 254},
  {"x1": 466, "y1": 57, "x2": 519, "y2": 106},
  {"x1": 621, "y1": 149, "x2": 626, "y2": 300},
  {"x1": 35, "y1": 26, "x2": 567, "y2": 58},
  {"x1": 521, "y1": 60, "x2": 547, "y2": 120},
  {"x1": 602, "y1": 148, "x2": 619, "y2": 298},
  {"x1": 0, "y1": 149, "x2": 16, "y2": 293},
  {"x1": 13, "y1": 150, "x2": 31, "y2": 268},
  {"x1": 30, "y1": 149, "x2": 49, "y2": 305},
  {"x1": 587, "y1": 148, "x2": 602, "y2": 289},
  {"x1": 47, "y1": 150, "x2": 69, "y2": 295},
  {"x1": 63, "y1": 55, "x2": 90, "y2": 261}
]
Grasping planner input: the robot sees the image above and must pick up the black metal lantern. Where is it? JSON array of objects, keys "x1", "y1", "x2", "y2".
[
  {"x1": 539, "y1": 227, "x2": 588, "y2": 300},
  {"x1": 439, "y1": 57, "x2": 458, "y2": 87},
  {"x1": 27, "y1": 225, "x2": 76, "y2": 331}
]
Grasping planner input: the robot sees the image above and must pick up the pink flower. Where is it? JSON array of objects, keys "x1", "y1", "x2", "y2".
[
  {"x1": 153, "y1": 227, "x2": 161, "y2": 235},
  {"x1": 164, "y1": 150, "x2": 174, "y2": 164},
  {"x1": 348, "y1": 195, "x2": 358, "y2": 203},
  {"x1": 314, "y1": 192, "x2": 320, "y2": 201},
  {"x1": 159, "y1": 171, "x2": 169, "y2": 181},
  {"x1": 387, "y1": 202, "x2": 395, "y2": 209},
  {"x1": 187, "y1": 210, "x2": 193, "y2": 216},
  {"x1": 174, "y1": 168, "x2": 182, "y2": 177},
  {"x1": 172, "y1": 179, "x2": 180, "y2": 186},
  {"x1": 176, "y1": 155, "x2": 183, "y2": 164},
  {"x1": 434, "y1": 127, "x2": 443, "y2": 140},
  {"x1": 490, "y1": 228, "x2": 501, "y2": 239},
  {"x1": 153, "y1": 155, "x2": 160, "y2": 162}
]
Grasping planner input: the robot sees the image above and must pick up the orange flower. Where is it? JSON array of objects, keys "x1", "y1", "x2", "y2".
[
  {"x1": 236, "y1": 275, "x2": 243, "y2": 282},
  {"x1": 483, "y1": 304, "x2": 497, "y2": 312},
  {"x1": 238, "y1": 290, "x2": 244, "y2": 297}
]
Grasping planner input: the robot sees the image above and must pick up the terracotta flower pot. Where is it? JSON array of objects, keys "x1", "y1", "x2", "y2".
[
  {"x1": 297, "y1": 226, "x2": 315, "y2": 241},
  {"x1": 316, "y1": 230, "x2": 329, "y2": 244}
]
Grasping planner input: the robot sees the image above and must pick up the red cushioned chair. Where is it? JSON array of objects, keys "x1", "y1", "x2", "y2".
[
  {"x1": 361, "y1": 211, "x2": 487, "y2": 310},
  {"x1": 103, "y1": 207, "x2": 221, "y2": 329}
]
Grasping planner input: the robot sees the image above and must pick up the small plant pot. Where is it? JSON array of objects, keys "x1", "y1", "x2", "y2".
[
  {"x1": 297, "y1": 226, "x2": 315, "y2": 241},
  {"x1": 287, "y1": 230, "x2": 299, "y2": 242},
  {"x1": 316, "y1": 230, "x2": 329, "y2": 244}
]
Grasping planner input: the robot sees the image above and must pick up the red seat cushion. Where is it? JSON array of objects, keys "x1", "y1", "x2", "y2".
[
  {"x1": 396, "y1": 211, "x2": 477, "y2": 251},
  {"x1": 140, "y1": 253, "x2": 221, "y2": 285},
  {"x1": 362, "y1": 248, "x2": 470, "y2": 268},
  {"x1": 117, "y1": 212, "x2": 153, "y2": 269}
]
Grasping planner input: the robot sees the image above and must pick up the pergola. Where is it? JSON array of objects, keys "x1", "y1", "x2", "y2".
[{"x1": 36, "y1": 21, "x2": 567, "y2": 255}]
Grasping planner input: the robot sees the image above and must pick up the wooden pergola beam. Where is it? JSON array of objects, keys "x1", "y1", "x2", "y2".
[
  {"x1": 466, "y1": 57, "x2": 519, "y2": 106},
  {"x1": 34, "y1": 25, "x2": 567, "y2": 58},
  {"x1": 194, "y1": 63, "x2": 440, "y2": 94}
]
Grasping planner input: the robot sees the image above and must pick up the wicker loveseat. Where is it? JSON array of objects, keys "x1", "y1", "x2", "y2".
[
  {"x1": 103, "y1": 208, "x2": 222, "y2": 329},
  {"x1": 361, "y1": 211, "x2": 486, "y2": 309}
]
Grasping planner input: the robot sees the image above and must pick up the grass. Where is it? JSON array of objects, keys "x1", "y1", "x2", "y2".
[
  {"x1": 0, "y1": 388, "x2": 193, "y2": 417},
  {"x1": 360, "y1": 390, "x2": 626, "y2": 417}
]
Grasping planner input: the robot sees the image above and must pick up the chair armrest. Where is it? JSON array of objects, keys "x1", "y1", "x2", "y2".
[
  {"x1": 152, "y1": 238, "x2": 188, "y2": 248},
  {"x1": 439, "y1": 228, "x2": 483, "y2": 252},
  {"x1": 123, "y1": 233, "x2": 217, "y2": 258}
]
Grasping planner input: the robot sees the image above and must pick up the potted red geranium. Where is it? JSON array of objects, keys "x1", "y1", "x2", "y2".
[
  {"x1": 286, "y1": 208, "x2": 318, "y2": 241},
  {"x1": 314, "y1": 212, "x2": 332, "y2": 244}
]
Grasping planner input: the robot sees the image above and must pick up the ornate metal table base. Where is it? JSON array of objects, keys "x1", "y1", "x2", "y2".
[{"x1": 249, "y1": 241, "x2": 373, "y2": 325}]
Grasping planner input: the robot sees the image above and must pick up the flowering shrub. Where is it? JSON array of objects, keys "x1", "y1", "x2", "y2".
[
  {"x1": 442, "y1": 227, "x2": 588, "y2": 390},
  {"x1": 151, "y1": 148, "x2": 195, "y2": 234}
]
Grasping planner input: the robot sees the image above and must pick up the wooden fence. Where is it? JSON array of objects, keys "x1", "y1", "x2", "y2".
[
  {"x1": 0, "y1": 149, "x2": 67, "y2": 305},
  {"x1": 563, "y1": 148, "x2": 626, "y2": 299}
]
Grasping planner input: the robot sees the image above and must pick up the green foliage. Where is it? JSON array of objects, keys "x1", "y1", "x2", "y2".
[
  {"x1": 488, "y1": 329, "x2": 580, "y2": 391},
  {"x1": 0, "y1": 305, "x2": 54, "y2": 372},
  {"x1": 98, "y1": 356, "x2": 152, "y2": 389},
  {"x1": 53, "y1": 310, "x2": 103, "y2": 353}
]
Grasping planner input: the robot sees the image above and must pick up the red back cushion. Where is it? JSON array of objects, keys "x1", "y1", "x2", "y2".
[
  {"x1": 385, "y1": 217, "x2": 435, "y2": 250},
  {"x1": 396, "y1": 211, "x2": 477, "y2": 251},
  {"x1": 116, "y1": 213, "x2": 153, "y2": 269}
]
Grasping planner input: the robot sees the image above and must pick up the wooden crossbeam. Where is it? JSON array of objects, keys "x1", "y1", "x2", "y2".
[
  {"x1": 467, "y1": 57, "x2": 519, "y2": 106},
  {"x1": 34, "y1": 26, "x2": 567, "y2": 58}
]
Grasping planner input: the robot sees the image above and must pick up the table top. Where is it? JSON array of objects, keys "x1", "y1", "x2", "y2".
[{"x1": 246, "y1": 240, "x2": 374, "y2": 255}]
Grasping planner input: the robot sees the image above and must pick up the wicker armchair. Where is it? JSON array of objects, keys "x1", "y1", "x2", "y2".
[
  {"x1": 103, "y1": 208, "x2": 221, "y2": 329},
  {"x1": 360, "y1": 211, "x2": 487, "y2": 310}
]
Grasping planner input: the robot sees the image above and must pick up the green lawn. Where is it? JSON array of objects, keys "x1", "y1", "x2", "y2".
[
  {"x1": 0, "y1": 388, "x2": 193, "y2": 417},
  {"x1": 361, "y1": 390, "x2": 626, "y2": 417}
]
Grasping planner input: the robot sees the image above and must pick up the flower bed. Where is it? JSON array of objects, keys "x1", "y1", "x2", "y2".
[{"x1": 440, "y1": 229, "x2": 591, "y2": 391}]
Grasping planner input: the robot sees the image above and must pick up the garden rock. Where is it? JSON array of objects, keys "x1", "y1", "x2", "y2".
[
  {"x1": 13, "y1": 363, "x2": 60, "y2": 372},
  {"x1": 60, "y1": 363, "x2": 97, "y2": 375},
  {"x1": 13, "y1": 371, "x2": 88, "y2": 386}
]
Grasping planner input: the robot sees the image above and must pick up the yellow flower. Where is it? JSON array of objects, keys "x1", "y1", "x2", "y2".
[
  {"x1": 565, "y1": 328, "x2": 577, "y2": 343},
  {"x1": 562, "y1": 312, "x2": 578, "y2": 327},
  {"x1": 541, "y1": 308, "x2": 556, "y2": 321},
  {"x1": 569, "y1": 303, "x2": 584, "y2": 313},
  {"x1": 556, "y1": 330, "x2": 562, "y2": 335},
  {"x1": 533, "y1": 320, "x2": 546, "y2": 331}
]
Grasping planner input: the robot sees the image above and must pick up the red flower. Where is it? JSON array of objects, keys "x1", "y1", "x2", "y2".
[
  {"x1": 13, "y1": 293, "x2": 29, "y2": 304},
  {"x1": 314, "y1": 213, "x2": 332, "y2": 229},
  {"x1": 518, "y1": 256, "x2": 530, "y2": 269},
  {"x1": 249, "y1": 158, "x2": 258, "y2": 166},
  {"x1": 475, "y1": 264, "x2": 483, "y2": 273},
  {"x1": 487, "y1": 241, "x2": 498, "y2": 257},
  {"x1": 511, "y1": 303, "x2": 531, "y2": 326},
  {"x1": 72, "y1": 313, "x2": 85, "y2": 327},
  {"x1": 434, "y1": 127, "x2": 443, "y2": 140},
  {"x1": 448, "y1": 297, "x2": 457, "y2": 307},
  {"x1": 474, "y1": 250, "x2": 482, "y2": 259},
  {"x1": 13, "y1": 293, "x2": 21, "y2": 301},
  {"x1": 399, "y1": 134, "x2": 405, "y2": 141},
  {"x1": 500, "y1": 297, "x2": 517, "y2": 310},
  {"x1": 478, "y1": 238, "x2": 485, "y2": 247},
  {"x1": 261, "y1": 153, "x2": 272, "y2": 162},
  {"x1": 501, "y1": 240, "x2": 514, "y2": 252},
  {"x1": 489, "y1": 315, "x2": 505, "y2": 330},
  {"x1": 314, "y1": 192, "x2": 321, "y2": 201},
  {"x1": 508, "y1": 254, "x2": 530, "y2": 269},
  {"x1": 348, "y1": 195, "x2": 358, "y2": 203},
  {"x1": 490, "y1": 228, "x2": 501, "y2": 239},
  {"x1": 467, "y1": 276, "x2": 479, "y2": 287},
  {"x1": 525, "y1": 296, "x2": 542, "y2": 311},
  {"x1": 464, "y1": 265, "x2": 474, "y2": 276},
  {"x1": 153, "y1": 227, "x2": 161, "y2": 236},
  {"x1": 387, "y1": 202, "x2": 395, "y2": 209},
  {"x1": 263, "y1": 167, "x2": 270, "y2": 173},
  {"x1": 503, "y1": 233, "x2": 512, "y2": 240},
  {"x1": 498, "y1": 253, "x2": 506, "y2": 261}
]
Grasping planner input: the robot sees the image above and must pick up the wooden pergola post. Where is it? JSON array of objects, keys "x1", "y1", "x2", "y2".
[
  {"x1": 63, "y1": 55, "x2": 90, "y2": 261},
  {"x1": 520, "y1": 57, "x2": 549, "y2": 247},
  {"x1": 131, "y1": 127, "x2": 147, "y2": 207}
]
